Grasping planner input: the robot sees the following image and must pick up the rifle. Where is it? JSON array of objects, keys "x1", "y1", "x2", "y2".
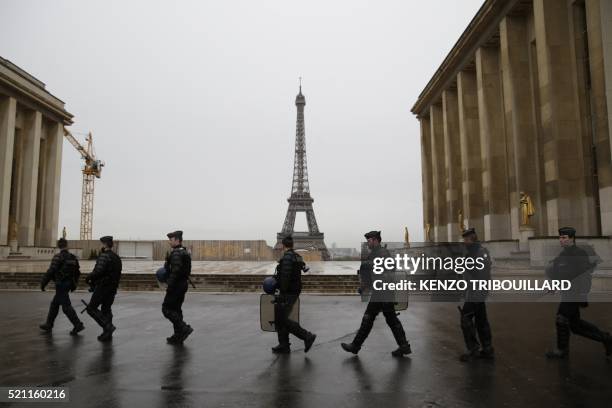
[{"x1": 80, "y1": 299, "x2": 89, "y2": 314}]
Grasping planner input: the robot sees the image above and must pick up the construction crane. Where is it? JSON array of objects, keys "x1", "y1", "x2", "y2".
[{"x1": 63, "y1": 129, "x2": 104, "y2": 240}]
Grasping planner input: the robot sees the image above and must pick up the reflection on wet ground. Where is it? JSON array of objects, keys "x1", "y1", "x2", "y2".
[{"x1": 1, "y1": 292, "x2": 611, "y2": 407}]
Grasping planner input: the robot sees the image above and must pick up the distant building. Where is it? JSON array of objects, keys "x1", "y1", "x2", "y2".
[
  {"x1": 412, "y1": 0, "x2": 612, "y2": 250},
  {"x1": 328, "y1": 247, "x2": 359, "y2": 260},
  {"x1": 1, "y1": 57, "x2": 73, "y2": 258}
]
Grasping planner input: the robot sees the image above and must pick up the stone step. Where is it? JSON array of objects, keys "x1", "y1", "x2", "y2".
[
  {"x1": 508, "y1": 251, "x2": 531, "y2": 261},
  {"x1": 0, "y1": 272, "x2": 360, "y2": 293}
]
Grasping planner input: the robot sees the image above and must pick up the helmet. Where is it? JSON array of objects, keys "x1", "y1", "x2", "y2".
[
  {"x1": 156, "y1": 267, "x2": 169, "y2": 283},
  {"x1": 263, "y1": 276, "x2": 278, "y2": 294}
]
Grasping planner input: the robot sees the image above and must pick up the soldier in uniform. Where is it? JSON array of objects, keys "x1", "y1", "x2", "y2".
[
  {"x1": 39, "y1": 238, "x2": 84, "y2": 335},
  {"x1": 545, "y1": 227, "x2": 612, "y2": 358},
  {"x1": 85, "y1": 236, "x2": 122, "y2": 342},
  {"x1": 341, "y1": 230, "x2": 412, "y2": 357},
  {"x1": 458, "y1": 227, "x2": 494, "y2": 362},
  {"x1": 163, "y1": 230, "x2": 194, "y2": 345},
  {"x1": 271, "y1": 235, "x2": 317, "y2": 354}
]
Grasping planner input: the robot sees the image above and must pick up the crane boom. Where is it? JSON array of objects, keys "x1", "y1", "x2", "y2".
[
  {"x1": 63, "y1": 128, "x2": 104, "y2": 240},
  {"x1": 63, "y1": 130, "x2": 92, "y2": 161}
]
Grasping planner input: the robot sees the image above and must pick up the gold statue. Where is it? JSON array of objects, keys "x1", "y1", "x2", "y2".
[
  {"x1": 404, "y1": 227, "x2": 410, "y2": 248},
  {"x1": 425, "y1": 223, "x2": 431, "y2": 242},
  {"x1": 520, "y1": 191, "x2": 535, "y2": 226},
  {"x1": 62, "y1": 226, "x2": 67, "y2": 239},
  {"x1": 8, "y1": 218, "x2": 17, "y2": 240},
  {"x1": 458, "y1": 209, "x2": 465, "y2": 232}
]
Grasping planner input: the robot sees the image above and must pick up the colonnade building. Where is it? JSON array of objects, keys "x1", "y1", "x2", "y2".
[
  {"x1": 0, "y1": 57, "x2": 73, "y2": 258},
  {"x1": 412, "y1": 0, "x2": 612, "y2": 251}
]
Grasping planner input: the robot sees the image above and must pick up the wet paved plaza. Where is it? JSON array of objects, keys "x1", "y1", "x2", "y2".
[{"x1": 1, "y1": 291, "x2": 611, "y2": 407}]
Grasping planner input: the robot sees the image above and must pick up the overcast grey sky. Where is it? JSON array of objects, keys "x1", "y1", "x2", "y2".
[{"x1": 1, "y1": 0, "x2": 483, "y2": 248}]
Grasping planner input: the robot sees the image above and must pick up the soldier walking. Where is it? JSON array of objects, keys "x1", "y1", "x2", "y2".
[
  {"x1": 545, "y1": 227, "x2": 612, "y2": 359},
  {"x1": 271, "y1": 235, "x2": 317, "y2": 354},
  {"x1": 341, "y1": 230, "x2": 412, "y2": 357},
  {"x1": 163, "y1": 230, "x2": 194, "y2": 345},
  {"x1": 84, "y1": 236, "x2": 122, "y2": 342},
  {"x1": 458, "y1": 227, "x2": 494, "y2": 361},
  {"x1": 39, "y1": 238, "x2": 84, "y2": 335}
]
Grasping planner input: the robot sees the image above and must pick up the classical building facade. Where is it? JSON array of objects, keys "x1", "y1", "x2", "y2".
[
  {"x1": 412, "y1": 0, "x2": 612, "y2": 245},
  {"x1": 0, "y1": 57, "x2": 73, "y2": 257}
]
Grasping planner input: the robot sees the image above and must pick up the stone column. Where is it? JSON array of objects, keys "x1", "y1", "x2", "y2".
[
  {"x1": 533, "y1": 0, "x2": 589, "y2": 234},
  {"x1": 442, "y1": 89, "x2": 462, "y2": 240},
  {"x1": 587, "y1": 0, "x2": 612, "y2": 235},
  {"x1": 41, "y1": 122, "x2": 63, "y2": 247},
  {"x1": 457, "y1": 70, "x2": 484, "y2": 236},
  {"x1": 500, "y1": 15, "x2": 540, "y2": 244},
  {"x1": 476, "y1": 46, "x2": 511, "y2": 241},
  {"x1": 600, "y1": 0, "x2": 612, "y2": 162},
  {"x1": 35, "y1": 127, "x2": 47, "y2": 246},
  {"x1": 17, "y1": 110, "x2": 42, "y2": 247},
  {"x1": 430, "y1": 104, "x2": 448, "y2": 242},
  {"x1": 0, "y1": 96, "x2": 16, "y2": 246},
  {"x1": 420, "y1": 116, "x2": 434, "y2": 242}
]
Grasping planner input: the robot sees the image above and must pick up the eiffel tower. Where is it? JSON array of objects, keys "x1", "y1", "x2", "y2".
[{"x1": 276, "y1": 82, "x2": 330, "y2": 260}]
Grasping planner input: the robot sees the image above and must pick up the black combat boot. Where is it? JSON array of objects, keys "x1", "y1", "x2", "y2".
[
  {"x1": 39, "y1": 322, "x2": 54, "y2": 332},
  {"x1": 163, "y1": 309, "x2": 187, "y2": 344},
  {"x1": 284, "y1": 320, "x2": 316, "y2": 353},
  {"x1": 304, "y1": 333, "x2": 316, "y2": 353},
  {"x1": 341, "y1": 342, "x2": 361, "y2": 354},
  {"x1": 271, "y1": 344, "x2": 291, "y2": 354},
  {"x1": 177, "y1": 324, "x2": 193, "y2": 343},
  {"x1": 390, "y1": 323, "x2": 412, "y2": 357},
  {"x1": 70, "y1": 322, "x2": 85, "y2": 336},
  {"x1": 166, "y1": 324, "x2": 192, "y2": 345},
  {"x1": 39, "y1": 323, "x2": 53, "y2": 332},
  {"x1": 285, "y1": 320, "x2": 314, "y2": 351},
  {"x1": 477, "y1": 324, "x2": 494, "y2": 359},
  {"x1": 102, "y1": 312, "x2": 115, "y2": 340},
  {"x1": 272, "y1": 326, "x2": 291, "y2": 353},
  {"x1": 64, "y1": 304, "x2": 84, "y2": 336},
  {"x1": 341, "y1": 314, "x2": 375, "y2": 355},
  {"x1": 391, "y1": 344, "x2": 412, "y2": 357},
  {"x1": 546, "y1": 315, "x2": 570, "y2": 359},
  {"x1": 166, "y1": 334, "x2": 180, "y2": 344},
  {"x1": 40, "y1": 304, "x2": 59, "y2": 332},
  {"x1": 97, "y1": 320, "x2": 116, "y2": 342}
]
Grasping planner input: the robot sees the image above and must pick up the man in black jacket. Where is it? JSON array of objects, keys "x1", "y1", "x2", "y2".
[
  {"x1": 458, "y1": 227, "x2": 494, "y2": 362},
  {"x1": 545, "y1": 226, "x2": 612, "y2": 358},
  {"x1": 341, "y1": 230, "x2": 411, "y2": 357},
  {"x1": 271, "y1": 235, "x2": 316, "y2": 354},
  {"x1": 39, "y1": 238, "x2": 84, "y2": 335},
  {"x1": 163, "y1": 230, "x2": 193, "y2": 345},
  {"x1": 85, "y1": 236, "x2": 122, "y2": 342}
]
